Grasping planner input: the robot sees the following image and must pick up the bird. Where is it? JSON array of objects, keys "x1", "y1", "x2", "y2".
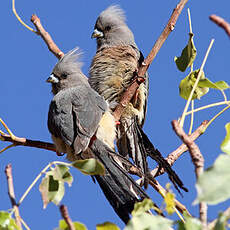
[
  {"x1": 46, "y1": 48, "x2": 152, "y2": 224},
  {"x1": 89, "y1": 5, "x2": 188, "y2": 193},
  {"x1": 89, "y1": 5, "x2": 149, "y2": 187}
]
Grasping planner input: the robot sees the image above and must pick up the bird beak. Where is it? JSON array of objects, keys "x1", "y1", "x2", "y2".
[
  {"x1": 91, "y1": 29, "x2": 104, "y2": 38},
  {"x1": 46, "y1": 74, "x2": 59, "y2": 83}
]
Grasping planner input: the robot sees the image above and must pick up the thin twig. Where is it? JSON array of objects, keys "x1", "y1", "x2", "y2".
[
  {"x1": 60, "y1": 205, "x2": 75, "y2": 230},
  {"x1": 210, "y1": 15, "x2": 230, "y2": 38},
  {"x1": 12, "y1": 0, "x2": 36, "y2": 33},
  {"x1": 185, "y1": 100, "x2": 230, "y2": 116},
  {"x1": 148, "y1": 175, "x2": 191, "y2": 217},
  {"x1": 30, "y1": 15, "x2": 64, "y2": 59},
  {"x1": 130, "y1": 165, "x2": 191, "y2": 217},
  {"x1": 5, "y1": 164, "x2": 22, "y2": 229},
  {"x1": 189, "y1": 100, "x2": 195, "y2": 135},
  {"x1": 18, "y1": 161, "x2": 71, "y2": 206},
  {"x1": 151, "y1": 120, "x2": 208, "y2": 177},
  {"x1": 204, "y1": 104, "x2": 230, "y2": 132},
  {"x1": 0, "y1": 131, "x2": 56, "y2": 152},
  {"x1": 208, "y1": 207, "x2": 230, "y2": 229},
  {"x1": 179, "y1": 39, "x2": 215, "y2": 127},
  {"x1": 113, "y1": 0, "x2": 188, "y2": 120},
  {"x1": 172, "y1": 120, "x2": 207, "y2": 228}
]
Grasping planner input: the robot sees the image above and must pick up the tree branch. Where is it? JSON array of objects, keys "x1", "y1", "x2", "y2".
[
  {"x1": 0, "y1": 131, "x2": 56, "y2": 152},
  {"x1": 129, "y1": 165, "x2": 191, "y2": 216},
  {"x1": 171, "y1": 120, "x2": 207, "y2": 228},
  {"x1": 151, "y1": 120, "x2": 208, "y2": 177},
  {"x1": 5, "y1": 164, "x2": 22, "y2": 229},
  {"x1": 59, "y1": 205, "x2": 75, "y2": 230},
  {"x1": 28, "y1": 0, "x2": 188, "y2": 122},
  {"x1": 113, "y1": 0, "x2": 188, "y2": 120},
  {"x1": 30, "y1": 15, "x2": 64, "y2": 59},
  {"x1": 4, "y1": 2, "x2": 190, "y2": 217},
  {"x1": 210, "y1": 15, "x2": 230, "y2": 38}
]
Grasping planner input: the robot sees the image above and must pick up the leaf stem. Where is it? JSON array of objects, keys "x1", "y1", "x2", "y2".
[
  {"x1": 189, "y1": 101, "x2": 194, "y2": 135},
  {"x1": 18, "y1": 161, "x2": 71, "y2": 206},
  {"x1": 179, "y1": 39, "x2": 215, "y2": 127},
  {"x1": 188, "y1": 8, "x2": 193, "y2": 34},
  {"x1": 185, "y1": 100, "x2": 230, "y2": 115},
  {"x1": 18, "y1": 163, "x2": 51, "y2": 206},
  {"x1": 20, "y1": 218, "x2": 31, "y2": 230},
  {"x1": 203, "y1": 105, "x2": 230, "y2": 132},
  {"x1": 12, "y1": 0, "x2": 36, "y2": 33}
]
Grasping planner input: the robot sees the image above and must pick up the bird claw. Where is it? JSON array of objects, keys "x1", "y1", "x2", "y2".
[
  {"x1": 0, "y1": 118, "x2": 17, "y2": 141},
  {"x1": 115, "y1": 121, "x2": 121, "y2": 125},
  {"x1": 132, "y1": 71, "x2": 146, "y2": 84}
]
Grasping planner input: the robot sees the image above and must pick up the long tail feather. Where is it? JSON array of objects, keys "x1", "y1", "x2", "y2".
[
  {"x1": 117, "y1": 117, "x2": 149, "y2": 188},
  {"x1": 133, "y1": 117, "x2": 188, "y2": 194},
  {"x1": 90, "y1": 139, "x2": 161, "y2": 223}
]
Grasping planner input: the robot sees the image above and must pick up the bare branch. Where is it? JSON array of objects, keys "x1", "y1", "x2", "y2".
[
  {"x1": 113, "y1": 0, "x2": 188, "y2": 120},
  {"x1": 59, "y1": 205, "x2": 75, "y2": 230},
  {"x1": 5, "y1": 164, "x2": 22, "y2": 229},
  {"x1": 30, "y1": 15, "x2": 64, "y2": 59},
  {"x1": 129, "y1": 166, "x2": 191, "y2": 216},
  {"x1": 151, "y1": 120, "x2": 208, "y2": 177},
  {"x1": 171, "y1": 120, "x2": 207, "y2": 228},
  {"x1": 148, "y1": 175, "x2": 191, "y2": 216},
  {"x1": 0, "y1": 131, "x2": 56, "y2": 152},
  {"x1": 210, "y1": 15, "x2": 230, "y2": 38}
]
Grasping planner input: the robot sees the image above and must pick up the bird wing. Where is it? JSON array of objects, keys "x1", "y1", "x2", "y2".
[{"x1": 48, "y1": 85, "x2": 107, "y2": 153}]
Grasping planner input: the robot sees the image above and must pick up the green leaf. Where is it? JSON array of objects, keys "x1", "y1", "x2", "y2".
[
  {"x1": 56, "y1": 219, "x2": 87, "y2": 230},
  {"x1": 97, "y1": 222, "x2": 120, "y2": 230},
  {"x1": 72, "y1": 158, "x2": 105, "y2": 175},
  {"x1": 198, "y1": 79, "x2": 229, "y2": 90},
  {"x1": 177, "y1": 215, "x2": 202, "y2": 230},
  {"x1": 196, "y1": 154, "x2": 230, "y2": 204},
  {"x1": 221, "y1": 123, "x2": 230, "y2": 155},
  {"x1": 58, "y1": 219, "x2": 68, "y2": 230},
  {"x1": 125, "y1": 213, "x2": 172, "y2": 230},
  {"x1": 53, "y1": 164, "x2": 73, "y2": 186},
  {"x1": 164, "y1": 191, "x2": 175, "y2": 215},
  {"x1": 72, "y1": 222, "x2": 87, "y2": 230},
  {"x1": 175, "y1": 33, "x2": 197, "y2": 72},
  {"x1": 131, "y1": 198, "x2": 154, "y2": 216},
  {"x1": 214, "y1": 212, "x2": 228, "y2": 230},
  {"x1": 39, "y1": 175, "x2": 65, "y2": 208},
  {"x1": 0, "y1": 211, "x2": 20, "y2": 230},
  {"x1": 179, "y1": 69, "x2": 209, "y2": 100}
]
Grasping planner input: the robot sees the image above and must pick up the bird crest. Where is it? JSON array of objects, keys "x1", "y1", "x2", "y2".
[{"x1": 99, "y1": 5, "x2": 126, "y2": 24}]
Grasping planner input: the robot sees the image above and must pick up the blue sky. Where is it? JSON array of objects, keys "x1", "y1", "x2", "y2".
[{"x1": 1, "y1": 0, "x2": 230, "y2": 229}]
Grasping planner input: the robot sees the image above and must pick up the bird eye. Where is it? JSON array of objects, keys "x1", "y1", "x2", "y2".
[
  {"x1": 61, "y1": 73, "x2": 68, "y2": 79},
  {"x1": 105, "y1": 26, "x2": 111, "y2": 31}
]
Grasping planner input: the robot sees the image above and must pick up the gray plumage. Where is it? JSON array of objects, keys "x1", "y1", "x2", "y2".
[
  {"x1": 92, "y1": 5, "x2": 137, "y2": 50},
  {"x1": 89, "y1": 5, "x2": 149, "y2": 186},
  {"x1": 47, "y1": 48, "x2": 107, "y2": 157},
  {"x1": 47, "y1": 48, "x2": 150, "y2": 223},
  {"x1": 89, "y1": 6, "x2": 188, "y2": 194}
]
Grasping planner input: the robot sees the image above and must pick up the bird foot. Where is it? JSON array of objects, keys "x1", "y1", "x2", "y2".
[{"x1": 132, "y1": 71, "x2": 146, "y2": 84}]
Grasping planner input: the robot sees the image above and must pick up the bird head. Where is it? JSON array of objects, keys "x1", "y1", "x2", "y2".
[
  {"x1": 47, "y1": 48, "x2": 88, "y2": 95},
  {"x1": 91, "y1": 5, "x2": 136, "y2": 49}
]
